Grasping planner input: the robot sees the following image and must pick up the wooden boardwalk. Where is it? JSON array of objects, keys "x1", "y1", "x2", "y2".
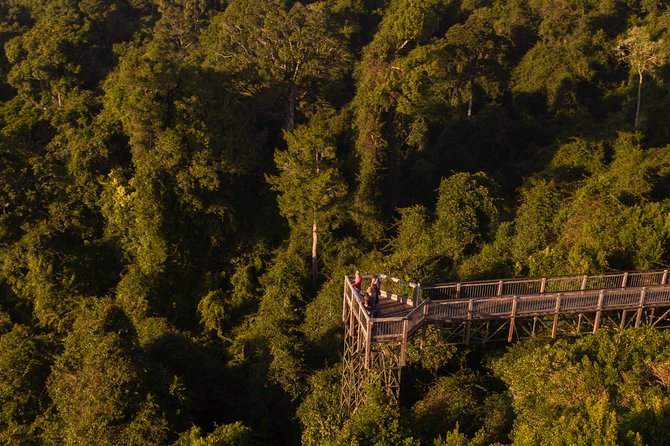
[{"x1": 341, "y1": 269, "x2": 670, "y2": 414}]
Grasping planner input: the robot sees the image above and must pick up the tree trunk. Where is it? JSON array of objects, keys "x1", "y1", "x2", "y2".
[
  {"x1": 285, "y1": 88, "x2": 296, "y2": 131},
  {"x1": 312, "y1": 219, "x2": 318, "y2": 286},
  {"x1": 635, "y1": 71, "x2": 643, "y2": 129},
  {"x1": 467, "y1": 77, "x2": 474, "y2": 118}
]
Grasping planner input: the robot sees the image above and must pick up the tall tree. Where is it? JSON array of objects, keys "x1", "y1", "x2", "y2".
[
  {"x1": 203, "y1": 0, "x2": 350, "y2": 130},
  {"x1": 268, "y1": 109, "x2": 347, "y2": 285},
  {"x1": 616, "y1": 26, "x2": 668, "y2": 128},
  {"x1": 443, "y1": 8, "x2": 505, "y2": 118}
]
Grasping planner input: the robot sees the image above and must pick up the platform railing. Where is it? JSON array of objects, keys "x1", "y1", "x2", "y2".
[
  {"x1": 420, "y1": 269, "x2": 669, "y2": 301},
  {"x1": 366, "y1": 285, "x2": 670, "y2": 342},
  {"x1": 344, "y1": 271, "x2": 670, "y2": 366}
]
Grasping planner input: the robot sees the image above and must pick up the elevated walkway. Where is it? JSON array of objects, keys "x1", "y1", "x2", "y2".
[{"x1": 341, "y1": 269, "x2": 670, "y2": 414}]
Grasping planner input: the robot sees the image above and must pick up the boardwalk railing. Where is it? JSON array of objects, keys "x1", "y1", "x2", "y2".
[
  {"x1": 378, "y1": 274, "x2": 420, "y2": 306},
  {"x1": 370, "y1": 285, "x2": 670, "y2": 344},
  {"x1": 421, "y1": 269, "x2": 669, "y2": 300},
  {"x1": 343, "y1": 270, "x2": 670, "y2": 368}
]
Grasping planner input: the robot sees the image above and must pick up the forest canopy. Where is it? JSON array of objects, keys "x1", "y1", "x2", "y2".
[{"x1": 2, "y1": 0, "x2": 670, "y2": 444}]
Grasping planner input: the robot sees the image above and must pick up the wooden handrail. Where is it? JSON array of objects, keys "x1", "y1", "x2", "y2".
[
  {"x1": 345, "y1": 270, "x2": 670, "y2": 344},
  {"x1": 421, "y1": 269, "x2": 669, "y2": 300},
  {"x1": 424, "y1": 269, "x2": 668, "y2": 288}
]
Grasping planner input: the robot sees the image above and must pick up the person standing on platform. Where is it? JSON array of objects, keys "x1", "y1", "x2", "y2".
[{"x1": 351, "y1": 271, "x2": 362, "y2": 293}]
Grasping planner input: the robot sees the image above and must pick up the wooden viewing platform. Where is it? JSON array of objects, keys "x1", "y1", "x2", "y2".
[{"x1": 341, "y1": 269, "x2": 670, "y2": 414}]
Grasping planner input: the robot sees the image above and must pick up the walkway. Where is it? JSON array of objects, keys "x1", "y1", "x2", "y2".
[{"x1": 341, "y1": 269, "x2": 670, "y2": 414}]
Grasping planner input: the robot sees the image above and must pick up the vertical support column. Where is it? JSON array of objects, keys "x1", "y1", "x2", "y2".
[
  {"x1": 581, "y1": 274, "x2": 588, "y2": 290},
  {"x1": 622, "y1": 272, "x2": 628, "y2": 289},
  {"x1": 420, "y1": 302, "x2": 429, "y2": 349},
  {"x1": 497, "y1": 280, "x2": 504, "y2": 296},
  {"x1": 552, "y1": 294, "x2": 562, "y2": 339},
  {"x1": 412, "y1": 283, "x2": 421, "y2": 306},
  {"x1": 456, "y1": 283, "x2": 462, "y2": 299},
  {"x1": 343, "y1": 276, "x2": 349, "y2": 323},
  {"x1": 663, "y1": 270, "x2": 669, "y2": 286},
  {"x1": 577, "y1": 314, "x2": 582, "y2": 334},
  {"x1": 400, "y1": 319, "x2": 409, "y2": 366},
  {"x1": 357, "y1": 318, "x2": 362, "y2": 352},
  {"x1": 349, "y1": 293, "x2": 355, "y2": 336},
  {"x1": 364, "y1": 319, "x2": 372, "y2": 368},
  {"x1": 464, "y1": 299, "x2": 474, "y2": 345},
  {"x1": 508, "y1": 296, "x2": 518, "y2": 342},
  {"x1": 593, "y1": 290, "x2": 605, "y2": 333},
  {"x1": 540, "y1": 277, "x2": 547, "y2": 294},
  {"x1": 635, "y1": 287, "x2": 647, "y2": 327}
]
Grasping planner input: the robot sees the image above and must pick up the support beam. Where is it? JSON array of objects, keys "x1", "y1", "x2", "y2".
[
  {"x1": 508, "y1": 296, "x2": 517, "y2": 342},
  {"x1": 635, "y1": 287, "x2": 647, "y2": 328},
  {"x1": 593, "y1": 290, "x2": 605, "y2": 333},
  {"x1": 552, "y1": 294, "x2": 562, "y2": 339},
  {"x1": 464, "y1": 299, "x2": 474, "y2": 345}
]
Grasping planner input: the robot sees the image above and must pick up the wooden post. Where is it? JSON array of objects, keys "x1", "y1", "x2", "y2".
[
  {"x1": 508, "y1": 296, "x2": 518, "y2": 342},
  {"x1": 552, "y1": 294, "x2": 562, "y2": 339},
  {"x1": 343, "y1": 276, "x2": 348, "y2": 323},
  {"x1": 420, "y1": 302, "x2": 429, "y2": 349},
  {"x1": 635, "y1": 287, "x2": 647, "y2": 327},
  {"x1": 581, "y1": 274, "x2": 588, "y2": 290},
  {"x1": 356, "y1": 318, "x2": 362, "y2": 351},
  {"x1": 456, "y1": 283, "x2": 462, "y2": 299},
  {"x1": 400, "y1": 319, "x2": 409, "y2": 366},
  {"x1": 663, "y1": 270, "x2": 669, "y2": 286},
  {"x1": 497, "y1": 280, "x2": 504, "y2": 296},
  {"x1": 593, "y1": 290, "x2": 604, "y2": 333},
  {"x1": 577, "y1": 314, "x2": 582, "y2": 334},
  {"x1": 364, "y1": 320, "x2": 372, "y2": 368},
  {"x1": 412, "y1": 283, "x2": 421, "y2": 306},
  {"x1": 464, "y1": 299, "x2": 474, "y2": 344},
  {"x1": 622, "y1": 272, "x2": 628, "y2": 288},
  {"x1": 540, "y1": 277, "x2": 547, "y2": 294},
  {"x1": 349, "y1": 291, "x2": 355, "y2": 336}
]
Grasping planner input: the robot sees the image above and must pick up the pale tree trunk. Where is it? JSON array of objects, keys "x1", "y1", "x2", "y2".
[
  {"x1": 312, "y1": 219, "x2": 318, "y2": 286},
  {"x1": 635, "y1": 71, "x2": 643, "y2": 129},
  {"x1": 467, "y1": 77, "x2": 474, "y2": 118}
]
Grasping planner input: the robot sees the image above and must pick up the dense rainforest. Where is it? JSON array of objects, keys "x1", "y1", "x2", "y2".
[{"x1": 2, "y1": 0, "x2": 670, "y2": 444}]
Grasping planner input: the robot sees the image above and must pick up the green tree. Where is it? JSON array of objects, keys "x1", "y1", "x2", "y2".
[
  {"x1": 44, "y1": 300, "x2": 169, "y2": 446},
  {"x1": 268, "y1": 109, "x2": 348, "y2": 284},
  {"x1": 615, "y1": 26, "x2": 668, "y2": 128},
  {"x1": 336, "y1": 384, "x2": 420, "y2": 445},
  {"x1": 0, "y1": 325, "x2": 53, "y2": 445},
  {"x1": 203, "y1": 0, "x2": 350, "y2": 130},
  {"x1": 433, "y1": 172, "x2": 499, "y2": 265},
  {"x1": 296, "y1": 365, "x2": 342, "y2": 446},
  {"x1": 172, "y1": 423, "x2": 254, "y2": 446},
  {"x1": 492, "y1": 329, "x2": 670, "y2": 445},
  {"x1": 443, "y1": 8, "x2": 505, "y2": 118}
]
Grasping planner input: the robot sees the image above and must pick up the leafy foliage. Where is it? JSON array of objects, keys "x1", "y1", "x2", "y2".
[{"x1": 3, "y1": 0, "x2": 670, "y2": 444}]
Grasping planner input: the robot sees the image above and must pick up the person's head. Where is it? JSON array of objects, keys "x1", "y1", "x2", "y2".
[
  {"x1": 355, "y1": 271, "x2": 360, "y2": 278},
  {"x1": 367, "y1": 287, "x2": 372, "y2": 293}
]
